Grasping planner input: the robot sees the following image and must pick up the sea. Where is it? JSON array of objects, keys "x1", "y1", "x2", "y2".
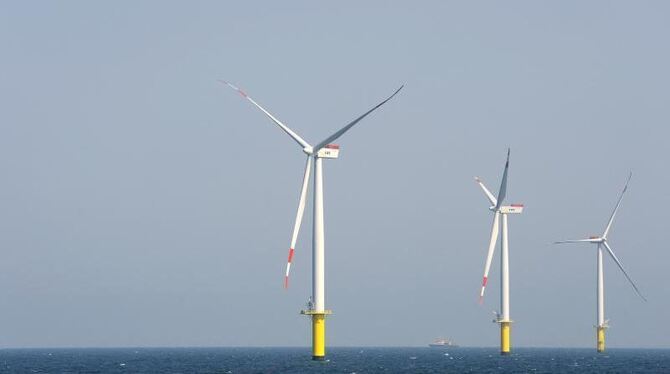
[{"x1": 0, "y1": 347, "x2": 668, "y2": 373}]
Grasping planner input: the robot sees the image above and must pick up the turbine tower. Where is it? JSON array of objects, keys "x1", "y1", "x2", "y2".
[
  {"x1": 222, "y1": 81, "x2": 403, "y2": 360},
  {"x1": 475, "y1": 149, "x2": 524, "y2": 356},
  {"x1": 554, "y1": 172, "x2": 645, "y2": 353}
]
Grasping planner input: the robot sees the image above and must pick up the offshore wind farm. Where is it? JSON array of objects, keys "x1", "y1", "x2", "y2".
[{"x1": 1, "y1": 1, "x2": 670, "y2": 372}]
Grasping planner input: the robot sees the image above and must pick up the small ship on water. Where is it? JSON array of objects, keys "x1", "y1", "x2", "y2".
[{"x1": 428, "y1": 338, "x2": 459, "y2": 348}]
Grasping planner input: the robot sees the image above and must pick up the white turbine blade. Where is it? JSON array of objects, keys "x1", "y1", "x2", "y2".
[
  {"x1": 284, "y1": 156, "x2": 312, "y2": 289},
  {"x1": 220, "y1": 81, "x2": 312, "y2": 150},
  {"x1": 602, "y1": 241, "x2": 646, "y2": 301},
  {"x1": 474, "y1": 177, "x2": 497, "y2": 206},
  {"x1": 313, "y1": 85, "x2": 404, "y2": 152},
  {"x1": 602, "y1": 172, "x2": 632, "y2": 238},
  {"x1": 479, "y1": 212, "x2": 500, "y2": 303},
  {"x1": 553, "y1": 239, "x2": 598, "y2": 244},
  {"x1": 494, "y1": 149, "x2": 510, "y2": 210}
]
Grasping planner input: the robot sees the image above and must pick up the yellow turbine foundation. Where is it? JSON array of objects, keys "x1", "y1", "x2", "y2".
[
  {"x1": 597, "y1": 326, "x2": 606, "y2": 353},
  {"x1": 301, "y1": 309, "x2": 331, "y2": 361},
  {"x1": 312, "y1": 314, "x2": 326, "y2": 360},
  {"x1": 500, "y1": 322, "x2": 511, "y2": 355}
]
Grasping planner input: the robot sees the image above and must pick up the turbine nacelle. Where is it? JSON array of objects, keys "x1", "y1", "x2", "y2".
[
  {"x1": 301, "y1": 144, "x2": 340, "y2": 158},
  {"x1": 498, "y1": 204, "x2": 524, "y2": 214},
  {"x1": 316, "y1": 144, "x2": 340, "y2": 159}
]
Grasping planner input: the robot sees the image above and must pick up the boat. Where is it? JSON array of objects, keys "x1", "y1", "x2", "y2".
[{"x1": 428, "y1": 338, "x2": 459, "y2": 348}]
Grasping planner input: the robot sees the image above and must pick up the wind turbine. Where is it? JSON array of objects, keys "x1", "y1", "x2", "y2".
[
  {"x1": 475, "y1": 149, "x2": 524, "y2": 356},
  {"x1": 221, "y1": 81, "x2": 403, "y2": 361},
  {"x1": 554, "y1": 172, "x2": 645, "y2": 353}
]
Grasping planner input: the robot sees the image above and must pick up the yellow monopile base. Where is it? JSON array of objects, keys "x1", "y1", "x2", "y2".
[
  {"x1": 597, "y1": 326, "x2": 606, "y2": 353},
  {"x1": 312, "y1": 314, "x2": 326, "y2": 360},
  {"x1": 500, "y1": 322, "x2": 511, "y2": 355}
]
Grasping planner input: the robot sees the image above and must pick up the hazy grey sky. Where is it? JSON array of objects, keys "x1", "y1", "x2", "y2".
[{"x1": 1, "y1": 1, "x2": 669, "y2": 349}]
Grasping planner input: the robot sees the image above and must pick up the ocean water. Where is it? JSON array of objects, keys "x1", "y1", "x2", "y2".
[{"x1": 0, "y1": 347, "x2": 668, "y2": 373}]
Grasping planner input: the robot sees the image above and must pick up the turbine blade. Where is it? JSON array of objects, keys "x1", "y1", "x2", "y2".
[
  {"x1": 479, "y1": 212, "x2": 501, "y2": 302},
  {"x1": 284, "y1": 156, "x2": 312, "y2": 289},
  {"x1": 494, "y1": 149, "x2": 510, "y2": 210},
  {"x1": 602, "y1": 172, "x2": 632, "y2": 238},
  {"x1": 474, "y1": 177, "x2": 497, "y2": 206},
  {"x1": 553, "y1": 239, "x2": 598, "y2": 244},
  {"x1": 313, "y1": 85, "x2": 404, "y2": 152},
  {"x1": 220, "y1": 81, "x2": 312, "y2": 150},
  {"x1": 602, "y1": 241, "x2": 646, "y2": 301}
]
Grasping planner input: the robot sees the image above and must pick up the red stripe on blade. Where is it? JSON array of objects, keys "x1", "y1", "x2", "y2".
[
  {"x1": 287, "y1": 248, "x2": 295, "y2": 263},
  {"x1": 284, "y1": 276, "x2": 289, "y2": 289},
  {"x1": 482, "y1": 276, "x2": 488, "y2": 287}
]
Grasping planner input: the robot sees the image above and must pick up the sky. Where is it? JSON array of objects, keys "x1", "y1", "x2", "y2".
[{"x1": 0, "y1": 1, "x2": 669, "y2": 349}]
